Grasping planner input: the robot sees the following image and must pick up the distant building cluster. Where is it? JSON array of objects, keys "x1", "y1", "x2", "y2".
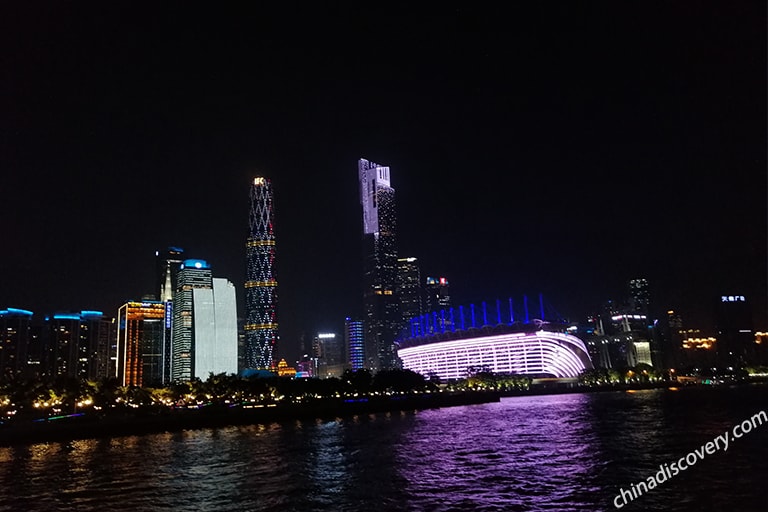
[
  {"x1": 576, "y1": 280, "x2": 767, "y2": 373},
  {"x1": 2, "y1": 162, "x2": 765, "y2": 386}
]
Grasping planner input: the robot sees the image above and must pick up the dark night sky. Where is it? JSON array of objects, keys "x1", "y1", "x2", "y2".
[{"x1": 2, "y1": 2, "x2": 766, "y2": 363}]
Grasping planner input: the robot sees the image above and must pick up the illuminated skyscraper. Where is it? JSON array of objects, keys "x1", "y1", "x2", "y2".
[
  {"x1": 156, "y1": 247, "x2": 185, "y2": 302},
  {"x1": 397, "y1": 257, "x2": 422, "y2": 338},
  {"x1": 344, "y1": 317, "x2": 365, "y2": 371},
  {"x1": 245, "y1": 177, "x2": 278, "y2": 370},
  {"x1": 0, "y1": 308, "x2": 34, "y2": 382},
  {"x1": 47, "y1": 311, "x2": 113, "y2": 380},
  {"x1": 359, "y1": 158, "x2": 400, "y2": 370},
  {"x1": 171, "y1": 259, "x2": 238, "y2": 381},
  {"x1": 716, "y1": 294, "x2": 753, "y2": 368},
  {"x1": 116, "y1": 301, "x2": 165, "y2": 387},
  {"x1": 155, "y1": 246, "x2": 184, "y2": 384},
  {"x1": 425, "y1": 276, "x2": 451, "y2": 314}
]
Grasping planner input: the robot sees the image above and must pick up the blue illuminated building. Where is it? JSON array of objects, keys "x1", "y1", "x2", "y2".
[{"x1": 345, "y1": 318, "x2": 365, "y2": 371}]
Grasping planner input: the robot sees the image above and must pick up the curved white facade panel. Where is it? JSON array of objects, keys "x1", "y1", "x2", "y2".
[{"x1": 397, "y1": 331, "x2": 592, "y2": 380}]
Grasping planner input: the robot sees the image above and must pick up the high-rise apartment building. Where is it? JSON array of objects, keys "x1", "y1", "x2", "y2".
[
  {"x1": 48, "y1": 311, "x2": 113, "y2": 380},
  {"x1": 116, "y1": 301, "x2": 165, "y2": 387},
  {"x1": 245, "y1": 177, "x2": 278, "y2": 370},
  {"x1": 344, "y1": 317, "x2": 365, "y2": 371},
  {"x1": 171, "y1": 259, "x2": 238, "y2": 381},
  {"x1": 359, "y1": 158, "x2": 400, "y2": 370},
  {"x1": 0, "y1": 308, "x2": 34, "y2": 382}
]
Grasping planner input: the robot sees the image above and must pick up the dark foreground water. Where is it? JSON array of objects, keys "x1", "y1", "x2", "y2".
[{"x1": 0, "y1": 385, "x2": 766, "y2": 512}]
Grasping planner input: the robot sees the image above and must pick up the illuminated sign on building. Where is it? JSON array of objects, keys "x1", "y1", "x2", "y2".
[
  {"x1": 182, "y1": 259, "x2": 210, "y2": 270},
  {"x1": 721, "y1": 295, "x2": 746, "y2": 302}
]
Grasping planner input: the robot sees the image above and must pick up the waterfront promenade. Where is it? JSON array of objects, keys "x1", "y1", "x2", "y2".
[{"x1": 0, "y1": 390, "x2": 501, "y2": 447}]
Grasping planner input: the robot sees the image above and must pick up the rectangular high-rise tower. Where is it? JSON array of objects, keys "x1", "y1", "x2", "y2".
[
  {"x1": 171, "y1": 259, "x2": 238, "y2": 381},
  {"x1": 156, "y1": 246, "x2": 184, "y2": 384},
  {"x1": 245, "y1": 177, "x2": 278, "y2": 370},
  {"x1": 359, "y1": 158, "x2": 400, "y2": 370},
  {"x1": 116, "y1": 301, "x2": 165, "y2": 387}
]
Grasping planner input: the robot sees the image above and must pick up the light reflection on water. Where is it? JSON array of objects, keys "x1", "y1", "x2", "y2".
[{"x1": 0, "y1": 385, "x2": 766, "y2": 512}]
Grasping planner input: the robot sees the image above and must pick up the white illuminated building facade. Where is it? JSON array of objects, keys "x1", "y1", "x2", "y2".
[
  {"x1": 397, "y1": 329, "x2": 593, "y2": 381},
  {"x1": 172, "y1": 259, "x2": 238, "y2": 382}
]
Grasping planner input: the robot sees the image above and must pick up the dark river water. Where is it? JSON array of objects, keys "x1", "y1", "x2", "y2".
[{"x1": 0, "y1": 384, "x2": 766, "y2": 511}]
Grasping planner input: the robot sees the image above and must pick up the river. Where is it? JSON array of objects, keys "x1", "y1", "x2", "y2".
[{"x1": 0, "y1": 384, "x2": 766, "y2": 511}]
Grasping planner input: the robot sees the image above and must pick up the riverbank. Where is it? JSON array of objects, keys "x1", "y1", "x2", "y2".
[{"x1": 0, "y1": 391, "x2": 501, "y2": 447}]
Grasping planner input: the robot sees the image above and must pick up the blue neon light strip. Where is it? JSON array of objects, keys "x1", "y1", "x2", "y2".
[
  {"x1": 54, "y1": 313, "x2": 81, "y2": 320},
  {"x1": 524, "y1": 296, "x2": 529, "y2": 323},
  {"x1": 3, "y1": 308, "x2": 34, "y2": 316}
]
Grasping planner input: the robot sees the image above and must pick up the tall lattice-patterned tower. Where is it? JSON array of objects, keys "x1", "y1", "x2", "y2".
[{"x1": 245, "y1": 177, "x2": 278, "y2": 370}]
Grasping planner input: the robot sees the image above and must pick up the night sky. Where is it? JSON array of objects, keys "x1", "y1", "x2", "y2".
[{"x1": 2, "y1": 3, "x2": 765, "y2": 363}]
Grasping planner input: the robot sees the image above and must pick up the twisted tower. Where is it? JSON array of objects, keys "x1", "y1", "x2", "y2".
[{"x1": 245, "y1": 177, "x2": 278, "y2": 369}]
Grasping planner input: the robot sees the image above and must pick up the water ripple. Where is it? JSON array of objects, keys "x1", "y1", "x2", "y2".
[{"x1": 0, "y1": 386, "x2": 766, "y2": 511}]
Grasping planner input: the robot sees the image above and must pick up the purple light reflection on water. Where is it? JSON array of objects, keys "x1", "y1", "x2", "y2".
[
  {"x1": 393, "y1": 394, "x2": 607, "y2": 511},
  {"x1": 0, "y1": 386, "x2": 765, "y2": 511}
]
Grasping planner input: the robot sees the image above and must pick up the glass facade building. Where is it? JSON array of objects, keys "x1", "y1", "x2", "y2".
[
  {"x1": 156, "y1": 246, "x2": 184, "y2": 384},
  {"x1": 245, "y1": 177, "x2": 278, "y2": 370},
  {"x1": 194, "y1": 278, "x2": 238, "y2": 378},
  {"x1": 171, "y1": 260, "x2": 238, "y2": 382},
  {"x1": 116, "y1": 301, "x2": 165, "y2": 387},
  {"x1": 397, "y1": 257, "x2": 422, "y2": 339},
  {"x1": 359, "y1": 158, "x2": 400, "y2": 370}
]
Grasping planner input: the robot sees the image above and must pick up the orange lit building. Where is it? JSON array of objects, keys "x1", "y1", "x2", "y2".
[
  {"x1": 117, "y1": 301, "x2": 165, "y2": 387},
  {"x1": 276, "y1": 358, "x2": 296, "y2": 377}
]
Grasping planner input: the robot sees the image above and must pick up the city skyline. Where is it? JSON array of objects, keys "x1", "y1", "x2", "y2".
[{"x1": 1, "y1": 3, "x2": 765, "y2": 364}]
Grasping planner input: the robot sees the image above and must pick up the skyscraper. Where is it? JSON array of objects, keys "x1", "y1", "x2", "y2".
[
  {"x1": 116, "y1": 301, "x2": 165, "y2": 387},
  {"x1": 47, "y1": 311, "x2": 113, "y2": 381},
  {"x1": 156, "y1": 246, "x2": 184, "y2": 384},
  {"x1": 344, "y1": 317, "x2": 365, "y2": 371},
  {"x1": 156, "y1": 247, "x2": 185, "y2": 302},
  {"x1": 397, "y1": 257, "x2": 422, "y2": 338},
  {"x1": 245, "y1": 177, "x2": 278, "y2": 370},
  {"x1": 716, "y1": 294, "x2": 753, "y2": 368},
  {"x1": 424, "y1": 276, "x2": 451, "y2": 314},
  {"x1": 359, "y1": 158, "x2": 400, "y2": 370},
  {"x1": 0, "y1": 308, "x2": 33, "y2": 382},
  {"x1": 171, "y1": 259, "x2": 238, "y2": 381}
]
